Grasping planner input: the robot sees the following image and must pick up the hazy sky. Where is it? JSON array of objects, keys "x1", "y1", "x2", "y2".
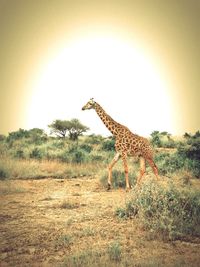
[{"x1": 0, "y1": 0, "x2": 199, "y2": 136}]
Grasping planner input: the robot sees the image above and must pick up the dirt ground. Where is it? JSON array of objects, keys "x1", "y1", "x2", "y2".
[{"x1": 0, "y1": 177, "x2": 200, "y2": 267}]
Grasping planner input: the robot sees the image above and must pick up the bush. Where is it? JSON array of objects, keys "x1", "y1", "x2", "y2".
[
  {"x1": 101, "y1": 138, "x2": 115, "y2": 151},
  {"x1": 155, "y1": 152, "x2": 185, "y2": 175},
  {"x1": 108, "y1": 242, "x2": 121, "y2": 262},
  {"x1": 0, "y1": 168, "x2": 8, "y2": 180},
  {"x1": 117, "y1": 181, "x2": 200, "y2": 240},
  {"x1": 84, "y1": 134, "x2": 104, "y2": 145},
  {"x1": 186, "y1": 159, "x2": 200, "y2": 178},
  {"x1": 89, "y1": 153, "x2": 104, "y2": 162},
  {"x1": 71, "y1": 150, "x2": 86, "y2": 164},
  {"x1": 15, "y1": 150, "x2": 25, "y2": 159},
  {"x1": 79, "y1": 144, "x2": 92, "y2": 153},
  {"x1": 150, "y1": 131, "x2": 162, "y2": 147},
  {"x1": 58, "y1": 151, "x2": 70, "y2": 163},
  {"x1": 29, "y1": 147, "x2": 43, "y2": 159},
  {"x1": 178, "y1": 138, "x2": 200, "y2": 161},
  {"x1": 59, "y1": 147, "x2": 88, "y2": 164}
]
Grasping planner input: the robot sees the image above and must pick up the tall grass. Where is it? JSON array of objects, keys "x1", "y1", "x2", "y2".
[
  {"x1": 1, "y1": 130, "x2": 200, "y2": 180},
  {"x1": 0, "y1": 157, "x2": 103, "y2": 180}
]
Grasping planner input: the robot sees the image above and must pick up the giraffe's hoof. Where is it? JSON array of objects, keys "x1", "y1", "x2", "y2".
[
  {"x1": 125, "y1": 183, "x2": 132, "y2": 192},
  {"x1": 107, "y1": 183, "x2": 111, "y2": 191}
]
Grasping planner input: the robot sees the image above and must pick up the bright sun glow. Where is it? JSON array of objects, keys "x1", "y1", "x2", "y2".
[{"x1": 27, "y1": 35, "x2": 173, "y2": 136}]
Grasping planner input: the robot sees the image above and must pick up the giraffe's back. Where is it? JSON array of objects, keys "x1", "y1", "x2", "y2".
[{"x1": 115, "y1": 129, "x2": 154, "y2": 159}]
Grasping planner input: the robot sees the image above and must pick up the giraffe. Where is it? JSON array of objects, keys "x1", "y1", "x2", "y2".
[{"x1": 82, "y1": 98, "x2": 159, "y2": 190}]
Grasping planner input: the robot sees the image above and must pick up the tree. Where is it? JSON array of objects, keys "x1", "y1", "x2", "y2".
[
  {"x1": 48, "y1": 119, "x2": 89, "y2": 140},
  {"x1": 150, "y1": 131, "x2": 162, "y2": 147},
  {"x1": 67, "y1": 119, "x2": 89, "y2": 141},
  {"x1": 48, "y1": 120, "x2": 69, "y2": 138},
  {"x1": 28, "y1": 128, "x2": 47, "y2": 143}
]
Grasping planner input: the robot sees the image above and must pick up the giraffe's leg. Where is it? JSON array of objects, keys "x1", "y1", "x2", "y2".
[
  {"x1": 122, "y1": 153, "x2": 131, "y2": 191},
  {"x1": 147, "y1": 158, "x2": 160, "y2": 181},
  {"x1": 136, "y1": 156, "x2": 146, "y2": 186},
  {"x1": 107, "y1": 152, "x2": 120, "y2": 190}
]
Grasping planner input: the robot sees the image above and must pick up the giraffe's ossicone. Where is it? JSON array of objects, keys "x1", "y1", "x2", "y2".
[{"x1": 82, "y1": 98, "x2": 159, "y2": 190}]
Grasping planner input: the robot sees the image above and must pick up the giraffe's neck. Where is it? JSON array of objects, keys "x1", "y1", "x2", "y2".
[{"x1": 94, "y1": 103, "x2": 119, "y2": 136}]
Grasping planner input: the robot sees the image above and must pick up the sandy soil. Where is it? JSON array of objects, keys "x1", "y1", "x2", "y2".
[{"x1": 0, "y1": 177, "x2": 200, "y2": 267}]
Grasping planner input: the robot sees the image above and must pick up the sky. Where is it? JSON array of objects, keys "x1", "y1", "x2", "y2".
[{"x1": 0, "y1": 0, "x2": 199, "y2": 137}]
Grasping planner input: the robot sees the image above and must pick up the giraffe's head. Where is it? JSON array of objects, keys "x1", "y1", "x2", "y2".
[{"x1": 82, "y1": 98, "x2": 96, "y2": 110}]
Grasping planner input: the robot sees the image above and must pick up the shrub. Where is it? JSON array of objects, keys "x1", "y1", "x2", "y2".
[
  {"x1": 0, "y1": 142, "x2": 8, "y2": 157},
  {"x1": 59, "y1": 148, "x2": 88, "y2": 164},
  {"x1": 89, "y1": 153, "x2": 104, "y2": 162},
  {"x1": 101, "y1": 138, "x2": 115, "y2": 151},
  {"x1": 162, "y1": 139, "x2": 176, "y2": 148},
  {"x1": 58, "y1": 151, "x2": 70, "y2": 163},
  {"x1": 71, "y1": 150, "x2": 86, "y2": 164},
  {"x1": 29, "y1": 147, "x2": 43, "y2": 159},
  {"x1": 79, "y1": 143, "x2": 92, "y2": 153},
  {"x1": 0, "y1": 168, "x2": 8, "y2": 180},
  {"x1": 150, "y1": 131, "x2": 162, "y2": 147},
  {"x1": 15, "y1": 150, "x2": 25, "y2": 159},
  {"x1": 186, "y1": 159, "x2": 200, "y2": 178},
  {"x1": 84, "y1": 134, "x2": 104, "y2": 145},
  {"x1": 118, "y1": 180, "x2": 200, "y2": 240},
  {"x1": 178, "y1": 138, "x2": 200, "y2": 161},
  {"x1": 108, "y1": 242, "x2": 122, "y2": 262},
  {"x1": 155, "y1": 152, "x2": 185, "y2": 175},
  {"x1": 7, "y1": 128, "x2": 29, "y2": 142}
]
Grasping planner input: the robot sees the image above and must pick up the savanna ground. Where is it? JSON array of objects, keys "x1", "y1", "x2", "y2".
[
  {"x1": 0, "y1": 130, "x2": 200, "y2": 266},
  {"x1": 1, "y1": 173, "x2": 200, "y2": 267}
]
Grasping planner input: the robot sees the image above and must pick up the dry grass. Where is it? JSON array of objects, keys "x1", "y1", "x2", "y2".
[
  {"x1": 0, "y1": 157, "x2": 104, "y2": 180},
  {"x1": 0, "y1": 180, "x2": 27, "y2": 195},
  {"x1": 0, "y1": 176, "x2": 200, "y2": 267}
]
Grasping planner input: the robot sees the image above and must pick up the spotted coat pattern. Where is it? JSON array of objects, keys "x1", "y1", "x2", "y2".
[{"x1": 82, "y1": 99, "x2": 159, "y2": 190}]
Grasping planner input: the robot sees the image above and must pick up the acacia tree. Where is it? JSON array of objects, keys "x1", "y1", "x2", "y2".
[
  {"x1": 67, "y1": 119, "x2": 89, "y2": 141},
  {"x1": 48, "y1": 119, "x2": 89, "y2": 140},
  {"x1": 48, "y1": 120, "x2": 69, "y2": 138}
]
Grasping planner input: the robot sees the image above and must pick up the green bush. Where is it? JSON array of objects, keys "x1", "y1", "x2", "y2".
[
  {"x1": 84, "y1": 134, "x2": 104, "y2": 145},
  {"x1": 186, "y1": 159, "x2": 200, "y2": 177},
  {"x1": 15, "y1": 150, "x2": 25, "y2": 159},
  {"x1": 89, "y1": 153, "x2": 104, "y2": 162},
  {"x1": 58, "y1": 147, "x2": 88, "y2": 164},
  {"x1": 79, "y1": 143, "x2": 92, "y2": 153},
  {"x1": 29, "y1": 147, "x2": 43, "y2": 159},
  {"x1": 155, "y1": 152, "x2": 185, "y2": 175},
  {"x1": 0, "y1": 168, "x2": 8, "y2": 180},
  {"x1": 108, "y1": 242, "x2": 122, "y2": 262},
  {"x1": 58, "y1": 151, "x2": 70, "y2": 163},
  {"x1": 117, "y1": 181, "x2": 200, "y2": 240},
  {"x1": 101, "y1": 138, "x2": 115, "y2": 151},
  {"x1": 162, "y1": 139, "x2": 177, "y2": 148},
  {"x1": 150, "y1": 131, "x2": 162, "y2": 147},
  {"x1": 178, "y1": 138, "x2": 200, "y2": 161},
  {"x1": 71, "y1": 150, "x2": 86, "y2": 164}
]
